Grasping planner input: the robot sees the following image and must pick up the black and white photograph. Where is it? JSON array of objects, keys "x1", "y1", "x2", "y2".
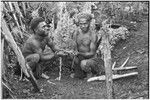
[{"x1": 1, "y1": 1, "x2": 149, "y2": 99}]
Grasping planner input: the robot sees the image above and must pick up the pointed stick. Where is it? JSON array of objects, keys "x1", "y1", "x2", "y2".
[
  {"x1": 2, "y1": 81, "x2": 14, "y2": 94},
  {"x1": 19, "y1": 68, "x2": 23, "y2": 81},
  {"x1": 87, "y1": 72, "x2": 138, "y2": 82},
  {"x1": 112, "y1": 61, "x2": 116, "y2": 69},
  {"x1": 120, "y1": 56, "x2": 130, "y2": 68},
  {"x1": 1, "y1": 38, "x2": 5, "y2": 75},
  {"x1": 55, "y1": 57, "x2": 62, "y2": 80},
  {"x1": 22, "y1": 2, "x2": 26, "y2": 16},
  {"x1": 113, "y1": 66, "x2": 137, "y2": 71}
]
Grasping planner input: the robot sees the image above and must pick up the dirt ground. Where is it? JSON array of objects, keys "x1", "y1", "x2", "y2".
[{"x1": 9, "y1": 20, "x2": 149, "y2": 99}]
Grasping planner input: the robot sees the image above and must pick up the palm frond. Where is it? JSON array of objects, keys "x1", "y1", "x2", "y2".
[{"x1": 2, "y1": 17, "x2": 30, "y2": 77}]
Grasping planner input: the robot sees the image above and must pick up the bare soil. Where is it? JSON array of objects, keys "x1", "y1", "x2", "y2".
[{"x1": 8, "y1": 21, "x2": 149, "y2": 99}]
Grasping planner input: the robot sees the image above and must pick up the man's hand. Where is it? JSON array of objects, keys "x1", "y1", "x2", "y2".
[
  {"x1": 64, "y1": 50, "x2": 79, "y2": 56},
  {"x1": 73, "y1": 51, "x2": 79, "y2": 56},
  {"x1": 56, "y1": 50, "x2": 66, "y2": 57}
]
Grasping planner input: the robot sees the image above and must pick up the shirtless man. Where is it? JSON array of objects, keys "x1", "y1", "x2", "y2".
[
  {"x1": 72, "y1": 13, "x2": 104, "y2": 79},
  {"x1": 22, "y1": 17, "x2": 64, "y2": 79}
]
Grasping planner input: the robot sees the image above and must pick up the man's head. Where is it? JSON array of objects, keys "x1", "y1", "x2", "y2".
[
  {"x1": 77, "y1": 13, "x2": 93, "y2": 33},
  {"x1": 30, "y1": 17, "x2": 49, "y2": 37}
]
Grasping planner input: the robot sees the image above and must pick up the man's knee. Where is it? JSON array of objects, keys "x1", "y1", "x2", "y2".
[
  {"x1": 26, "y1": 54, "x2": 40, "y2": 63},
  {"x1": 80, "y1": 60, "x2": 91, "y2": 72},
  {"x1": 25, "y1": 54, "x2": 40, "y2": 70}
]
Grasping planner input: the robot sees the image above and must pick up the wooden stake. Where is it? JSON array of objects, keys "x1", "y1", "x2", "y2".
[
  {"x1": 22, "y1": 2, "x2": 26, "y2": 17},
  {"x1": 120, "y1": 56, "x2": 130, "y2": 68},
  {"x1": 112, "y1": 61, "x2": 116, "y2": 69},
  {"x1": 55, "y1": 57, "x2": 62, "y2": 80},
  {"x1": 102, "y1": 28, "x2": 113, "y2": 99},
  {"x1": 113, "y1": 66, "x2": 137, "y2": 71},
  {"x1": 1, "y1": 38, "x2": 6, "y2": 76},
  {"x1": 19, "y1": 68, "x2": 23, "y2": 80},
  {"x1": 87, "y1": 72, "x2": 138, "y2": 82},
  {"x1": 2, "y1": 81, "x2": 14, "y2": 94}
]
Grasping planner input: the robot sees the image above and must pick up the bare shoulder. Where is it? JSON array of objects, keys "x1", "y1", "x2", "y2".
[
  {"x1": 45, "y1": 36, "x2": 53, "y2": 42},
  {"x1": 74, "y1": 29, "x2": 80, "y2": 37},
  {"x1": 91, "y1": 31, "x2": 98, "y2": 42},
  {"x1": 25, "y1": 35, "x2": 38, "y2": 47}
]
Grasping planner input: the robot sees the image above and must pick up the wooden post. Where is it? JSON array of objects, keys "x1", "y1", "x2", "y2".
[
  {"x1": 22, "y1": 2, "x2": 26, "y2": 17},
  {"x1": 1, "y1": 38, "x2": 5, "y2": 76},
  {"x1": 102, "y1": 27, "x2": 113, "y2": 99}
]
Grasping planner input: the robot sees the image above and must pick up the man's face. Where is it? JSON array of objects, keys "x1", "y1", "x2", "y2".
[
  {"x1": 36, "y1": 21, "x2": 49, "y2": 37},
  {"x1": 79, "y1": 18, "x2": 90, "y2": 33}
]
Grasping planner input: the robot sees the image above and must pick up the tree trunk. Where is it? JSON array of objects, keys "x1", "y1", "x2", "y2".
[
  {"x1": 1, "y1": 38, "x2": 5, "y2": 76},
  {"x1": 102, "y1": 28, "x2": 114, "y2": 99}
]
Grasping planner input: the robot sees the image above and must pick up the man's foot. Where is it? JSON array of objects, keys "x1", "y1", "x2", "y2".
[
  {"x1": 70, "y1": 73, "x2": 75, "y2": 78},
  {"x1": 70, "y1": 73, "x2": 86, "y2": 79},
  {"x1": 41, "y1": 73, "x2": 49, "y2": 79},
  {"x1": 84, "y1": 72, "x2": 93, "y2": 80}
]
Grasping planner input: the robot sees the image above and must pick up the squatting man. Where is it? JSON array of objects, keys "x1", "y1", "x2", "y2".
[
  {"x1": 22, "y1": 17, "x2": 65, "y2": 79},
  {"x1": 70, "y1": 13, "x2": 104, "y2": 79}
]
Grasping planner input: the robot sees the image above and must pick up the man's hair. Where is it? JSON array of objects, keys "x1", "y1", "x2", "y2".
[
  {"x1": 30, "y1": 17, "x2": 45, "y2": 31},
  {"x1": 77, "y1": 13, "x2": 93, "y2": 22}
]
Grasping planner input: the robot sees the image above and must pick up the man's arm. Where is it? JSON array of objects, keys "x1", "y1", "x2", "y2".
[
  {"x1": 30, "y1": 41, "x2": 55, "y2": 61},
  {"x1": 78, "y1": 34, "x2": 98, "y2": 59},
  {"x1": 46, "y1": 37, "x2": 66, "y2": 57},
  {"x1": 46, "y1": 37, "x2": 60, "y2": 53}
]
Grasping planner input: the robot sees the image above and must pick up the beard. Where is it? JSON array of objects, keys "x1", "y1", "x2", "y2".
[
  {"x1": 38, "y1": 30, "x2": 48, "y2": 37},
  {"x1": 81, "y1": 27, "x2": 89, "y2": 33}
]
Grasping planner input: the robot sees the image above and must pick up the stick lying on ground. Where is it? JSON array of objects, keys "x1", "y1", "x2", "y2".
[
  {"x1": 113, "y1": 66, "x2": 137, "y2": 71},
  {"x1": 87, "y1": 72, "x2": 138, "y2": 82},
  {"x1": 120, "y1": 56, "x2": 130, "y2": 68},
  {"x1": 112, "y1": 61, "x2": 116, "y2": 69},
  {"x1": 55, "y1": 57, "x2": 62, "y2": 80},
  {"x1": 2, "y1": 81, "x2": 14, "y2": 94}
]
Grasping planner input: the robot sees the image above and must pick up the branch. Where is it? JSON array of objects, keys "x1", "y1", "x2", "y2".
[
  {"x1": 87, "y1": 72, "x2": 138, "y2": 82},
  {"x1": 113, "y1": 66, "x2": 137, "y2": 71},
  {"x1": 120, "y1": 56, "x2": 130, "y2": 68}
]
